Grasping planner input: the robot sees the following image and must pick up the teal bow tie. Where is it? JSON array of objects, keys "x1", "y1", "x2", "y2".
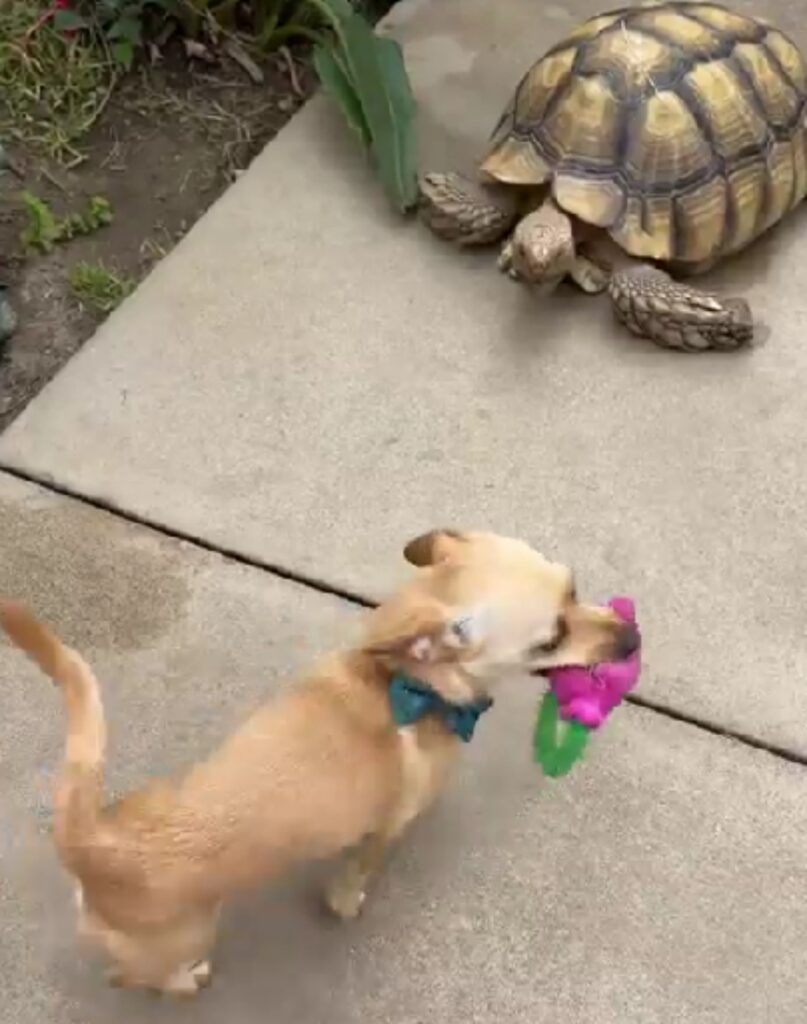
[{"x1": 388, "y1": 673, "x2": 494, "y2": 742}]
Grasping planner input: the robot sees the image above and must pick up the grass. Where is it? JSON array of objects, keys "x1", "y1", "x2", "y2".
[
  {"x1": 0, "y1": 0, "x2": 116, "y2": 165},
  {"x1": 0, "y1": 0, "x2": 310, "y2": 166},
  {"x1": 0, "y1": 0, "x2": 400, "y2": 167},
  {"x1": 68, "y1": 260, "x2": 134, "y2": 312}
]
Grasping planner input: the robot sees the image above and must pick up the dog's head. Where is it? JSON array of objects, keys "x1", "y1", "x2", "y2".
[{"x1": 364, "y1": 530, "x2": 638, "y2": 700}]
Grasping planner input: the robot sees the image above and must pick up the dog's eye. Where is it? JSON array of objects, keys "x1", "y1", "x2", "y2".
[
  {"x1": 530, "y1": 637, "x2": 561, "y2": 656},
  {"x1": 529, "y1": 617, "x2": 568, "y2": 657}
]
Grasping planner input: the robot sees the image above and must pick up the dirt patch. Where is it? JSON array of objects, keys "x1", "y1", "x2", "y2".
[{"x1": 0, "y1": 43, "x2": 318, "y2": 429}]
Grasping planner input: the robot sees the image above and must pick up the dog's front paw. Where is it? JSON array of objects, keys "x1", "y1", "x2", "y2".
[
  {"x1": 106, "y1": 967, "x2": 127, "y2": 988},
  {"x1": 162, "y1": 960, "x2": 213, "y2": 998},
  {"x1": 189, "y1": 960, "x2": 212, "y2": 988},
  {"x1": 323, "y1": 879, "x2": 367, "y2": 921}
]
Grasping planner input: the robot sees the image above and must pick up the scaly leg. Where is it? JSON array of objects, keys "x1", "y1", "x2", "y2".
[
  {"x1": 497, "y1": 236, "x2": 517, "y2": 278},
  {"x1": 418, "y1": 171, "x2": 519, "y2": 246},
  {"x1": 609, "y1": 263, "x2": 754, "y2": 352},
  {"x1": 569, "y1": 254, "x2": 609, "y2": 294}
]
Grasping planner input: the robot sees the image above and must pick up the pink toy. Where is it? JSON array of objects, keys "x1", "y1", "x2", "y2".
[
  {"x1": 549, "y1": 596, "x2": 641, "y2": 729},
  {"x1": 533, "y1": 596, "x2": 641, "y2": 777}
]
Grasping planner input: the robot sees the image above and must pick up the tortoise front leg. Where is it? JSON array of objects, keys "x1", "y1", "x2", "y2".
[
  {"x1": 418, "y1": 172, "x2": 519, "y2": 246},
  {"x1": 609, "y1": 263, "x2": 754, "y2": 352},
  {"x1": 569, "y1": 254, "x2": 609, "y2": 294}
]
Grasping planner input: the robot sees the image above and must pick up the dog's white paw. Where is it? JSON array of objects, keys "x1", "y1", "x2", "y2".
[
  {"x1": 189, "y1": 960, "x2": 212, "y2": 987},
  {"x1": 105, "y1": 967, "x2": 126, "y2": 988},
  {"x1": 163, "y1": 960, "x2": 212, "y2": 997},
  {"x1": 323, "y1": 881, "x2": 367, "y2": 920}
]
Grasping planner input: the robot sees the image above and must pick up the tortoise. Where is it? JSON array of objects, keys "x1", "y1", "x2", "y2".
[{"x1": 418, "y1": 1, "x2": 807, "y2": 351}]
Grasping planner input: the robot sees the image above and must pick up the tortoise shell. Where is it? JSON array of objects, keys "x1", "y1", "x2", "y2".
[{"x1": 480, "y1": 2, "x2": 807, "y2": 264}]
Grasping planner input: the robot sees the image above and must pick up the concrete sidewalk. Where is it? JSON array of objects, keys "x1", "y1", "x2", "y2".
[
  {"x1": 2, "y1": 0, "x2": 807, "y2": 1019},
  {"x1": 1, "y1": 0, "x2": 806, "y2": 755},
  {"x1": 2, "y1": 472, "x2": 806, "y2": 1024}
]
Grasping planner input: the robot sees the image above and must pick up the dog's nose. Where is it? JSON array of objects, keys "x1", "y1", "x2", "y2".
[{"x1": 615, "y1": 622, "x2": 640, "y2": 659}]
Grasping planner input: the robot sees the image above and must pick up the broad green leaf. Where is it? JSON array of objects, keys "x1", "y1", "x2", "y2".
[
  {"x1": 339, "y1": 14, "x2": 417, "y2": 212},
  {"x1": 52, "y1": 9, "x2": 91, "y2": 31},
  {"x1": 314, "y1": 44, "x2": 371, "y2": 148},
  {"x1": 108, "y1": 16, "x2": 143, "y2": 43},
  {"x1": 307, "y1": 0, "x2": 355, "y2": 27},
  {"x1": 112, "y1": 38, "x2": 135, "y2": 69},
  {"x1": 324, "y1": 0, "x2": 355, "y2": 20}
]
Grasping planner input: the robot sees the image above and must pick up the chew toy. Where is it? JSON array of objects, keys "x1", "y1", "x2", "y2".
[{"x1": 533, "y1": 596, "x2": 641, "y2": 778}]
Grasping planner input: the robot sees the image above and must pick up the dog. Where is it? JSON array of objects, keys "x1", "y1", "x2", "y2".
[{"x1": 1, "y1": 528, "x2": 638, "y2": 996}]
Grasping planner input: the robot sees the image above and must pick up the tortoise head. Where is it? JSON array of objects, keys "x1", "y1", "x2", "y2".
[{"x1": 507, "y1": 201, "x2": 575, "y2": 290}]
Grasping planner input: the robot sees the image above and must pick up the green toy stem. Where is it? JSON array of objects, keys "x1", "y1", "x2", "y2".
[{"x1": 533, "y1": 692, "x2": 590, "y2": 778}]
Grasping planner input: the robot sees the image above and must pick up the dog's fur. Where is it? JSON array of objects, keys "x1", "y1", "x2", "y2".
[{"x1": 1, "y1": 529, "x2": 637, "y2": 995}]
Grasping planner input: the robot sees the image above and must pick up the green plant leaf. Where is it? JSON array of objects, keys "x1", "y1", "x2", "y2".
[
  {"x1": 313, "y1": 45, "x2": 371, "y2": 148},
  {"x1": 251, "y1": 0, "x2": 284, "y2": 33},
  {"x1": 95, "y1": 0, "x2": 117, "y2": 17},
  {"x1": 111, "y1": 38, "x2": 136, "y2": 69},
  {"x1": 88, "y1": 196, "x2": 114, "y2": 226},
  {"x1": 19, "y1": 190, "x2": 61, "y2": 253},
  {"x1": 338, "y1": 14, "x2": 417, "y2": 212},
  {"x1": 52, "y1": 9, "x2": 91, "y2": 31},
  {"x1": 317, "y1": 0, "x2": 354, "y2": 21},
  {"x1": 107, "y1": 15, "x2": 143, "y2": 43}
]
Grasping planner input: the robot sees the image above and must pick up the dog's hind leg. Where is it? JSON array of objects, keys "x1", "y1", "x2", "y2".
[
  {"x1": 101, "y1": 902, "x2": 221, "y2": 996},
  {"x1": 107, "y1": 959, "x2": 211, "y2": 997}
]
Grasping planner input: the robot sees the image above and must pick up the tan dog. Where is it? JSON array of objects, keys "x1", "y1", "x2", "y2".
[{"x1": 1, "y1": 529, "x2": 637, "y2": 996}]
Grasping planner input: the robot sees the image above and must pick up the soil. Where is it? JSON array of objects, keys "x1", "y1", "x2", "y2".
[{"x1": 0, "y1": 42, "x2": 318, "y2": 430}]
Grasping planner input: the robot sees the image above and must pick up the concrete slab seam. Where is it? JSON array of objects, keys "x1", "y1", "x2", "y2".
[{"x1": 2, "y1": 461, "x2": 804, "y2": 772}]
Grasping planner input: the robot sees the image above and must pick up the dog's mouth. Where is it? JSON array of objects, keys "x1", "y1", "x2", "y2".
[
  {"x1": 530, "y1": 664, "x2": 574, "y2": 678},
  {"x1": 530, "y1": 623, "x2": 640, "y2": 676}
]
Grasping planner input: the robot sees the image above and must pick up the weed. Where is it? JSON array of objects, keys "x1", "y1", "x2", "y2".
[
  {"x1": 20, "y1": 190, "x2": 114, "y2": 252},
  {"x1": 19, "y1": 190, "x2": 62, "y2": 252},
  {"x1": 0, "y1": 0, "x2": 411, "y2": 177},
  {"x1": 0, "y1": 0, "x2": 114, "y2": 164},
  {"x1": 240, "y1": 0, "x2": 325, "y2": 50},
  {"x1": 0, "y1": 0, "x2": 315, "y2": 160},
  {"x1": 68, "y1": 260, "x2": 134, "y2": 312},
  {"x1": 61, "y1": 1, "x2": 183, "y2": 70},
  {"x1": 61, "y1": 194, "x2": 114, "y2": 237}
]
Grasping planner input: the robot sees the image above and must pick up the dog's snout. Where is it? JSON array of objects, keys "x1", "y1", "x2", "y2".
[{"x1": 615, "y1": 622, "x2": 640, "y2": 659}]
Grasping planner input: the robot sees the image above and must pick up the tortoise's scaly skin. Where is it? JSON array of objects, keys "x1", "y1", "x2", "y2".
[{"x1": 482, "y1": 1, "x2": 807, "y2": 265}]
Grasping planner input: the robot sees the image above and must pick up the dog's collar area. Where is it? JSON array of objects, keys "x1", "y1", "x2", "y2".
[{"x1": 388, "y1": 673, "x2": 493, "y2": 742}]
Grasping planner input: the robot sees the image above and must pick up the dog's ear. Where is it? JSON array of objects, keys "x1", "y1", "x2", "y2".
[
  {"x1": 364, "y1": 596, "x2": 487, "y2": 663},
  {"x1": 364, "y1": 597, "x2": 448, "y2": 661},
  {"x1": 403, "y1": 529, "x2": 467, "y2": 567}
]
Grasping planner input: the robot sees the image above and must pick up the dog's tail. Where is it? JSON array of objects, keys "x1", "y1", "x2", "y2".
[{"x1": 0, "y1": 600, "x2": 105, "y2": 855}]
